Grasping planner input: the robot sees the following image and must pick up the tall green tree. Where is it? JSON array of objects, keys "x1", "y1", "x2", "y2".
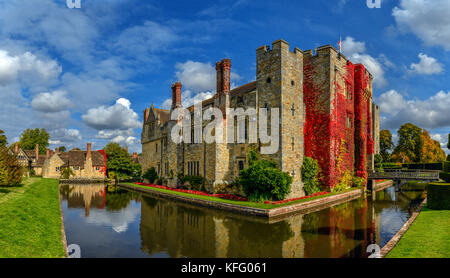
[
  {"x1": 380, "y1": 130, "x2": 394, "y2": 162},
  {"x1": 392, "y1": 123, "x2": 423, "y2": 163},
  {"x1": 104, "y1": 142, "x2": 135, "y2": 179},
  {"x1": 19, "y1": 128, "x2": 50, "y2": 154},
  {"x1": 0, "y1": 130, "x2": 7, "y2": 148},
  {"x1": 58, "y1": 146, "x2": 67, "y2": 152}
]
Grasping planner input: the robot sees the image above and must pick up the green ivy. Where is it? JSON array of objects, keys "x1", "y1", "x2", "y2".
[{"x1": 301, "y1": 157, "x2": 321, "y2": 196}]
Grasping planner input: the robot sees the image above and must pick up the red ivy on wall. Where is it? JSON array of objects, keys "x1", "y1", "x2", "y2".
[{"x1": 303, "y1": 57, "x2": 373, "y2": 188}]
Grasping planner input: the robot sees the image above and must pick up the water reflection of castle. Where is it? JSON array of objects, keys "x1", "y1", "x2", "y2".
[
  {"x1": 60, "y1": 184, "x2": 106, "y2": 217},
  {"x1": 138, "y1": 192, "x2": 399, "y2": 258}
]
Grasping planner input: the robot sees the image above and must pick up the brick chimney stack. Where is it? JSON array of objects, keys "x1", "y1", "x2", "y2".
[
  {"x1": 216, "y1": 59, "x2": 231, "y2": 96},
  {"x1": 87, "y1": 143, "x2": 92, "y2": 160},
  {"x1": 35, "y1": 144, "x2": 39, "y2": 160},
  {"x1": 143, "y1": 108, "x2": 150, "y2": 123},
  {"x1": 15, "y1": 143, "x2": 19, "y2": 153},
  {"x1": 133, "y1": 152, "x2": 138, "y2": 159},
  {"x1": 171, "y1": 82, "x2": 182, "y2": 110},
  {"x1": 46, "y1": 149, "x2": 50, "y2": 159}
]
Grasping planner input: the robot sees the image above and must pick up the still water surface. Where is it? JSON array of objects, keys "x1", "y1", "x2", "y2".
[{"x1": 60, "y1": 184, "x2": 425, "y2": 258}]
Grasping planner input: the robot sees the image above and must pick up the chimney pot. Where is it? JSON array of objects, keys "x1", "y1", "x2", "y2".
[
  {"x1": 15, "y1": 143, "x2": 19, "y2": 153},
  {"x1": 35, "y1": 144, "x2": 39, "y2": 160},
  {"x1": 133, "y1": 152, "x2": 138, "y2": 159},
  {"x1": 46, "y1": 149, "x2": 50, "y2": 159}
]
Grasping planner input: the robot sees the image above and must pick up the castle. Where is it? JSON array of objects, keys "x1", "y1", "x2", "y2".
[{"x1": 141, "y1": 39, "x2": 380, "y2": 198}]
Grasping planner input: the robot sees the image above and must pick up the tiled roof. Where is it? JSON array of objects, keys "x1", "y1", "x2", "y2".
[
  {"x1": 187, "y1": 81, "x2": 257, "y2": 112},
  {"x1": 57, "y1": 151, "x2": 106, "y2": 167}
]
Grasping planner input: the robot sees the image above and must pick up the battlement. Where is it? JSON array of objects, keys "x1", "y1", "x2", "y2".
[{"x1": 256, "y1": 39, "x2": 302, "y2": 57}]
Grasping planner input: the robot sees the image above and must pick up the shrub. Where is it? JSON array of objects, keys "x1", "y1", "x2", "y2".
[
  {"x1": 353, "y1": 176, "x2": 367, "y2": 188},
  {"x1": 427, "y1": 183, "x2": 450, "y2": 210},
  {"x1": 402, "y1": 181, "x2": 428, "y2": 191},
  {"x1": 403, "y1": 163, "x2": 443, "y2": 171},
  {"x1": 239, "y1": 149, "x2": 292, "y2": 202},
  {"x1": 374, "y1": 154, "x2": 383, "y2": 165},
  {"x1": 143, "y1": 167, "x2": 158, "y2": 184},
  {"x1": 60, "y1": 167, "x2": 75, "y2": 179},
  {"x1": 440, "y1": 172, "x2": 450, "y2": 183},
  {"x1": 447, "y1": 155, "x2": 450, "y2": 162},
  {"x1": 332, "y1": 170, "x2": 353, "y2": 193},
  {"x1": 301, "y1": 157, "x2": 321, "y2": 196},
  {"x1": 182, "y1": 175, "x2": 204, "y2": 191},
  {"x1": 0, "y1": 148, "x2": 23, "y2": 186},
  {"x1": 444, "y1": 161, "x2": 450, "y2": 173}
]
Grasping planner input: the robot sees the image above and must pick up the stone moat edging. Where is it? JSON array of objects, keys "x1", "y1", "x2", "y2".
[
  {"x1": 379, "y1": 198, "x2": 427, "y2": 258},
  {"x1": 118, "y1": 183, "x2": 364, "y2": 218},
  {"x1": 372, "y1": 180, "x2": 394, "y2": 192}
]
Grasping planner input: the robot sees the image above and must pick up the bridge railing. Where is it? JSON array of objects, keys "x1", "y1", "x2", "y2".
[{"x1": 368, "y1": 169, "x2": 440, "y2": 180}]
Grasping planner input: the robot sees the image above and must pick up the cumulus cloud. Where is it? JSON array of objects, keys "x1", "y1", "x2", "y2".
[
  {"x1": 96, "y1": 129, "x2": 137, "y2": 146},
  {"x1": 161, "y1": 90, "x2": 215, "y2": 110},
  {"x1": 377, "y1": 89, "x2": 450, "y2": 130},
  {"x1": 0, "y1": 50, "x2": 61, "y2": 86},
  {"x1": 31, "y1": 90, "x2": 72, "y2": 113},
  {"x1": 175, "y1": 60, "x2": 240, "y2": 93},
  {"x1": 393, "y1": 0, "x2": 450, "y2": 50},
  {"x1": 341, "y1": 37, "x2": 388, "y2": 88},
  {"x1": 82, "y1": 98, "x2": 141, "y2": 131},
  {"x1": 409, "y1": 53, "x2": 444, "y2": 75},
  {"x1": 49, "y1": 128, "x2": 82, "y2": 145}
]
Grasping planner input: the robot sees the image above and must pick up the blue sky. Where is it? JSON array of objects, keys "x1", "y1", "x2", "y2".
[{"x1": 0, "y1": 0, "x2": 449, "y2": 153}]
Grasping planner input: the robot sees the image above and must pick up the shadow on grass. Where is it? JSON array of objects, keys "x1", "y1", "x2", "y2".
[{"x1": 0, "y1": 188, "x2": 11, "y2": 194}]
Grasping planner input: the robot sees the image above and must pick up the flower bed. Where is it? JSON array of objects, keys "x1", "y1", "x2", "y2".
[
  {"x1": 375, "y1": 179, "x2": 387, "y2": 183},
  {"x1": 134, "y1": 183, "x2": 248, "y2": 202},
  {"x1": 264, "y1": 191, "x2": 329, "y2": 205}
]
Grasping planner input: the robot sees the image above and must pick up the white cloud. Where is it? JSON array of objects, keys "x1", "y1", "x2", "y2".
[
  {"x1": 175, "y1": 60, "x2": 240, "y2": 93},
  {"x1": 393, "y1": 0, "x2": 450, "y2": 50},
  {"x1": 341, "y1": 37, "x2": 388, "y2": 88},
  {"x1": 161, "y1": 89, "x2": 215, "y2": 110},
  {"x1": 31, "y1": 90, "x2": 72, "y2": 113},
  {"x1": 96, "y1": 129, "x2": 136, "y2": 146},
  {"x1": 342, "y1": 37, "x2": 366, "y2": 57},
  {"x1": 409, "y1": 53, "x2": 444, "y2": 75},
  {"x1": 82, "y1": 98, "x2": 141, "y2": 131},
  {"x1": 377, "y1": 89, "x2": 450, "y2": 130},
  {"x1": 50, "y1": 128, "x2": 82, "y2": 144},
  {"x1": 0, "y1": 50, "x2": 61, "y2": 86}
]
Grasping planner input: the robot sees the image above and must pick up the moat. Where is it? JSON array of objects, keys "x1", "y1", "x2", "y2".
[{"x1": 59, "y1": 184, "x2": 425, "y2": 258}]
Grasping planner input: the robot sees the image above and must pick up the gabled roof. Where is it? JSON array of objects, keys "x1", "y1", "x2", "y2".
[
  {"x1": 56, "y1": 150, "x2": 106, "y2": 167},
  {"x1": 187, "y1": 81, "x2": 257, "y2": 112}
]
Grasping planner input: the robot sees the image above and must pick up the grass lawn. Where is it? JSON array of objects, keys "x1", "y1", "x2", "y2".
[
  {"x1": 387, "y1": 206, "x2": 450, "y2": 258},
  {"x1": 0, "y1": 178, "x2": 66, "y2": 258},
  {"x1": 123, "y1": 183, "x2": 362, "y2": 210}
]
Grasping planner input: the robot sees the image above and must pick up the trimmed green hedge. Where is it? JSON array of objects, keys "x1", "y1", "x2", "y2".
[
  {"x1": 427, "y1": 183, "x2": 450, "y2": 210},
  {"x1": 444, "y1": 161, "x2": 450, "y2": 172},
  {"x1": 402, "y1": 181, "x2": 428, "y2": 191},
  {"x1": 403, "y1": 163, "x2": 443, "y2": 171},
  {"x1": 440, "y1": 172, "x2": 450, "y2": 183}
]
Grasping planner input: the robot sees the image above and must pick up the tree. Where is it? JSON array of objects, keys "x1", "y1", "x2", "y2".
[
  {"x1": 392, "y1": 123, "x2": 422, "y2": 163},
  {"x1": 419, "y1": 130, "x2": 446, "y2": 162},
  {"x1": 0, "y1": 130, "x2": 7, "y2": 148},
  {"x1": 380, "y1": 130, "x2": 394, "y2": 162},
  {"x1": 59, "y1": 146, "x2": 67, "y2": 152},
  {"x1": 239, "y1": 149, "x2": 292, "y2": 201},
  {"x1": 19, "y1": 128, "x2": 50, "y2": 154},
  {"x1": 60, "y1": 167, "x2": 75, "y2": 179},
  {"x1": 104, "y1": 142, "x2": 134, "y2": 179},
  {"x1": 143, "y1": 167, "x2": 158, "y2": 183},
  {"x1": 0, "y1": 147, "x2": 23, "y2": 186}
]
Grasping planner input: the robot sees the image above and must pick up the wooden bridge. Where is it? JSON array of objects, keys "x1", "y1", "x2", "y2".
[{"x1": 368, "y1": 169, "x2": 441, "y2": 191}]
